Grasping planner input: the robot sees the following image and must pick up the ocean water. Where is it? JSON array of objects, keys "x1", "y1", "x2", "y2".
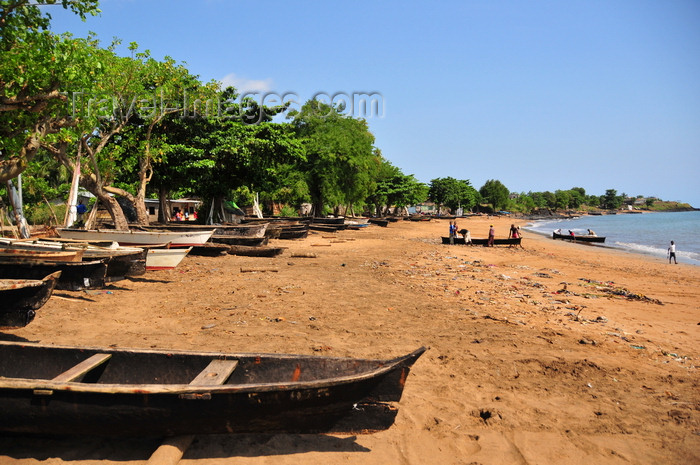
[{"x1": 523, "y1": 211, "x2": 700, "y2": 266}]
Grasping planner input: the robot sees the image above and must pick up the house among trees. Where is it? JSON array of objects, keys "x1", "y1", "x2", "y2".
[{"x1": 144, "y1": 199, "x2": 201, "y2": 222}]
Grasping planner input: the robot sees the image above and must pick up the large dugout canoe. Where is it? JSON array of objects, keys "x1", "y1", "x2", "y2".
[
  {"x1": 441, "y1": 236, "x2": 522, "y2": 246},
  {"x1": 0, "y1": 342, "x2": 426, "y2": 437}
]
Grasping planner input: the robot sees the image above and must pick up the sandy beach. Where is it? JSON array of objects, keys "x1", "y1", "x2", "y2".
[{"x1": 1, "y1": 215, "x2": 698, "y2": 465}]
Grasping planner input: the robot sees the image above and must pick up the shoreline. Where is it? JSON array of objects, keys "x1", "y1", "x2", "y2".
[
  {"x1": 520, "y1": 211, "x2": 700, "y2": 267},
  {"x1": 1, "y1": 216, "x2": 698, "y2": 465}
]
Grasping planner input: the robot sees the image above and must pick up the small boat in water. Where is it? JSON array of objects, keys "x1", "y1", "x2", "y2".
[
  {"x1": 0, "y1": 342, "x2": 426, "y2": 436},
  {"x1": 552, "y1": 232, "x2": 606, "y2": 243},
  {"x1": 0, "y1": 272, "x2": 61, "y2": 328}
]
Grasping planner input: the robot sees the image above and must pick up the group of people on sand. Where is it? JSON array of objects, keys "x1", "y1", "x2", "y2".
[
  {"x1": 448, "y1": 220, "x2": 471, "y2": 245},
  {"x1": 449, "y1": 222, "x2": 522, "y2": 248}
]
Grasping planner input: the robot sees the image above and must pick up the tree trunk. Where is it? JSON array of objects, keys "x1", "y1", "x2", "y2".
[
  {"x1": 81, "y1": 176, "x2": 130, "y2": 230},
  {"x1": 131, "y1": 194, "x2": 150, "y2": 225},
  {"x1": 158, "y1": 187, "x2": 171, "y2": 223},
  {"x1": 100, "y1": 193, "x2": 129, "y2": 230}
]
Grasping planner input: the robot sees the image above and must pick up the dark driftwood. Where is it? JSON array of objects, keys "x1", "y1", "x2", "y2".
[{"x1": 290, "y1": 253, "x2": 317, "y2": 258}]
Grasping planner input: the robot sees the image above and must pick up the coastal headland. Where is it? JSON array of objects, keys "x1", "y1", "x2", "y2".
[{"x1": 1, "y1": 215, "x2": 698, "y2": 464}]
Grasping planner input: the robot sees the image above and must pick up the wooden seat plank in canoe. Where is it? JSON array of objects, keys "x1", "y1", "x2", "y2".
[
  {"x1": 147, "y1": 358, "x2": 238, "y2": 465},
  {"x1": 52, "y1": 353, "x2": 112, "y2": 382},
  {"x1": 189, "y1": 359, "x2": 238, "y2": 386}
]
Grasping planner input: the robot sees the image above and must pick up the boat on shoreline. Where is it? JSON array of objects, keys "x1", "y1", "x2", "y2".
[
  {"x1": 0, "y1": 258, "x2": 108, "y2": 291},
  {"x1": 145, "y1": 247, "x2": 192, "y2": 270},
  {"x1": 0, "y1": 238, "x2": 146, "y2": 279},
  {"x1": 137, "y1": 222, "x2": 268, "y2": 238},
  {"x1": 228, "y1": 245, "x2": 285, "y2": 257},
  {"x1": 441, "y1": 236, "x2": 522, "y2": 246},
  {"x1": 0, "y1": 342, "x2": 426, "y2": 436},
  {"x1": 55, "y1": 228, "x2": 213, "y2": 248},
  {"x1": 0, "y1": 272, "x2": 61, "y2": 328}
]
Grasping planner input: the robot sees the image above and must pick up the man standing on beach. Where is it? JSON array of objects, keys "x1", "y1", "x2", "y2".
[
  {"x1": 488, "y1": 225, "x2": 495, "y2": 247},
  {"x1": 668, "y1": 241, "x2": 678, "y2": 264}
]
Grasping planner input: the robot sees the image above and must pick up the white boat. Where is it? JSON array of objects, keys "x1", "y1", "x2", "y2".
[
  {"x1": 146, "y1": 247, "x2": 192, "y2": 270},
  {"x1": 56, "y1": 228, "x2": 213, "y2": 247}
]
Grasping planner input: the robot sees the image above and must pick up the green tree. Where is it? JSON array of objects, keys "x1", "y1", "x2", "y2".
[
  {"x1": 371, "y1": 160, "x2": 427, "y2": 215},
  {"x1": 554, "y1": 190, "x2": 571, "y2": 210},
  {"x1": 0, "y1": 0, "x2": 100, "y2": 183},
  {"x1": 479, "y1": 179, "x2": 510, "y2": 212},
  {"x1": 602, "y1": 189, "x2": 622, "y2": 210},
  {"x1": 290, "y1": 99, "x2": 376, "y2": 216},
  {"x1": 428, "y1": 177, "x2": 478, "y2": 214}
]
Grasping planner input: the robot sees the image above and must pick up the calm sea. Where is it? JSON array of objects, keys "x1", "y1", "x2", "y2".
[{"x1": 523, "y1": 211, "x2": 700, "y2": 266}]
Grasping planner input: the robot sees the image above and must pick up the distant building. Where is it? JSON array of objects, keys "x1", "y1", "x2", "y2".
[{"x1": 144, "y1": 198, "x2": 201, "y2": 222}]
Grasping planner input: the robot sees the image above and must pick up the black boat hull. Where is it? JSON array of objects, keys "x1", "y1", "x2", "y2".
[
  {"x1": 0, "y1": 259, "x2": 107, "y2": 290},
  {"x1": 0, "y1": 342, "x2": 425, "y2": 436},
  {"x1": 552, "y1": 232, "x2": 605, "y2": 243}
]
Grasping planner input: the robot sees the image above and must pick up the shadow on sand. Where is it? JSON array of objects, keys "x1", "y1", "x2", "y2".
[{"x1": 0, "y1": 433, "x2": 370, "y2": 461}]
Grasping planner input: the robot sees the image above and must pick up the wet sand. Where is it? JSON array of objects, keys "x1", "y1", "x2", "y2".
[{"x1": 1, "y1": 216, "x2": 698, "y2": 464}]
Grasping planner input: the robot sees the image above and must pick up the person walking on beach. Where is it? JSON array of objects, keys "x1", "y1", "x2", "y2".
[
  {"x1": 487, "y1": 224, "x2": 495, "y2": 247},
  {"x1": 668, "y1": 241, "x2": 678, "y2": 264}
]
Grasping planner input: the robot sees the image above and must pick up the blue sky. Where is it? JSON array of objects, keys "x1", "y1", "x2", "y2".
[{"x1": 47, "y1": 0, "x2": 700, "y2": 206}]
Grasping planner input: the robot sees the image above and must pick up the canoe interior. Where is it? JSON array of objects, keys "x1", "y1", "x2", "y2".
[{"x1": 0, "y1": 343, "x2": 421, "y2": 396}]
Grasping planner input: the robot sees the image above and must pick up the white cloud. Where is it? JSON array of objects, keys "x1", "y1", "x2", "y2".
[{"x1": 219, "y1": 73, "x2": 274, "y2": 93}]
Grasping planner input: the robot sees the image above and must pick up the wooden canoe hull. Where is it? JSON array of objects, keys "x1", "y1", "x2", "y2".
[
  {"x1": 0, "y1": 272, "x2": 61, "y2": 328},
  {"x1": 210, "y1": 235, "x2": 269, "y2": 246},
  {"x1": 56, "y1": 228, "x2": 213, "y2": 247},
  {"x1": 0, "y1": 239, "x2": 146, "y2": 278},
  {"x1": 145, "y1": 247, "x2": 192, "y2": 270},
  {"x1": 0, "y1": 342, "x2": 426, "y2": 436},
  {"x1": 278, "y1": 228, "x2": 309, "y2": 239},
  {"x1": 552, "y1": 232, "x2": 606, "y2": 243},
  {"x1": 228, "y1": 245, "x2": 285, "y2": 257},
  {"x1": 0, "y1": 248, "x2": 83, "y2": 262},
  {"x1": 140, "y1": 223, "x2": 268, "y2": 238},
  {"x1": 0, "y1": 259, "x2": 107, "y2": 291},
  {"x1": 441, "y1": 236, "x2": 522, "y2": 246}
]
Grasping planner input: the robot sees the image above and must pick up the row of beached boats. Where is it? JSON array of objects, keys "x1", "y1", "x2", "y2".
[
  {"x1": 0, "y1": 218, "x2": 327, "y2": 328},
  {"x1": 0, "y1": 216, "x2": 424, "y2": 440}
]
